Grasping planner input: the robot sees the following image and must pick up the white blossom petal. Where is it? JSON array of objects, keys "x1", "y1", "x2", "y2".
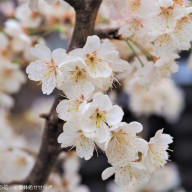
[{"x1": 30, "y1": 44, "x2": 52, "y2": 62}]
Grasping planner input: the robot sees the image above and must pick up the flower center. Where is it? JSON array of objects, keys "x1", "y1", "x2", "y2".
[
  {"x1": 173, "y1": 0, "x2": 186, "y2": 6},
  {"x1": 86, "y1": 52, "x2": 104, "y2": 74},
  {"x1": 2, "y1": 69, "x2": 13, "y2": 79},
  {"x1": 149, "y1": 144, "x2": 164, "y2": 164},
  {"x1": 16, "y1": 157, "x2": 27, "y2": 166},
  {"x1": 70, "y1": 66, "x2": 87, "y2": 82},
  {"x1": 90, "y1": 109, "x2": 106, "y2": 128},
  {"x1": 130, "y1": 0, "x2": 141, "y2": 11},
  {"x1": 44, "y1": 59, "x2": 57, "y2": 78},
  {"x1": 160, "y1": 7, "x2": 174, "y2": 28},
  {"x1": 112, "y1": 132, "x2": 129, "y2": 146}
]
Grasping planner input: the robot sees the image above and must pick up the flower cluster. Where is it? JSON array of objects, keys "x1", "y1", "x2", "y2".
[
  {"x1": 0, "y1": 32, "x2": 33, "y2": 182},
  {"x1": 26, "y1": 35, "x2": 173, "y2": 189},
  {"x1": 109, "y1": 0, "x2": 192, "y2": 86},
  {"x1": 0, "y1": 110, "x2": 35, "y2": 183},
  {"x1": 107, "y1": 163, "x2": 181, "y2": 192},
  {"x1": 0, "y1": 0, "x2": 181, "y2": 189},
  {"x1": 124, "y1": 79, "x2": 184, "y2": 123},
  {"x1": 107, "y1": 0, "x2": 191, "y2": 122},
  {"x1": 0, "y1": 32, "x2": 26, "y2": 110}
]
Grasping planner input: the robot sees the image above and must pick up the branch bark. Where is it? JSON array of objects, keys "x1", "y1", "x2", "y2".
[
  {"x1": 69, "y1": 0, "x2": 103, "y2": 49},
  {"x1": 24, "y1": 94, "x2": 63, "y2": 190},
  {"x1": 0, "y1": 11, "x2": 6, "y2": 28},
  {"x1": 64, "y1": 0, "x2": 82, "y2": 9}
]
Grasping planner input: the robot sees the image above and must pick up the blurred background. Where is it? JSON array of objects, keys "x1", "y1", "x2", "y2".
[{"x1": 0, "y1": 0, "x2": 192, "y2": 192}]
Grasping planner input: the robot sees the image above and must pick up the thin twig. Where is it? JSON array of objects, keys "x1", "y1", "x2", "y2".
[
  {"x1": 126, "y1": 39, "x2": 145, "y2": 67},
  {"x1": 39, "y1": 113, "x2": 50, "y2": 120},
  {"x1": 94, "y1": 28, "x2": 120, "y2": 39}
]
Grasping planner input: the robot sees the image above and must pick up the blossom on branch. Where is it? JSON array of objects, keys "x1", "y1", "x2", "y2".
[{"x1": 26, "y1": 44, "x2": 68, "y2": 95}]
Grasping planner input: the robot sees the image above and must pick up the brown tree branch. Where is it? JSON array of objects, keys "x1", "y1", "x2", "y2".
[
  {"x1": 39, "y1": 113, "x2": 50, "y2": 120},
  {"x1": 13, "y1": 0, "x2": 19, "y2": 7},
  {"x1": 0, "y1": 11, "x2": 6, "y2": 28},
  {"x1": 64, "y1": 0, "x2": 83, "y2": 9},
  {"x1": 23, "y1": 93, "x2": 64, "y2": 191},
  {"x1": 69, "y1": 0, "x2": 103, "y2": 50}
]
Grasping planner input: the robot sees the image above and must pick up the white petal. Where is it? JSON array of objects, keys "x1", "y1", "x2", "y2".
[
  {"x1": 26, "y1": 60, "x2": 49, "y2": 81},
  {"x1": 58, "y1": 119, "x2": 80, "y2": 147},
  {"x1": 87, "y1": 60, "x2": 112, "y2": 78},
  {"x1": 58, "y1": 132, "x2": 75, "y2": 148},
  {"x1": 105, "y1": 105, "x2": 124, "y2": 126},
  {"x1": 52, "y1": 48, "x2": 67, "y2": 66},
  {"x1": 122, "y1": 122, "x2": 143, "y2": 134},
  {"x1": 80, "y1": 81, "x2": 95, "y2": 101},
  {"x1": 98, "y1": 41, "x2": 116, "y2": 55},
  {"x1": 158, "y1": 0, "x2": 173, "y2": 8},
  {"x1": 114, "y1": 167, "x2": 131, "y2": 186},
  {"x1": 62, "y1": 81, "x2": 94, "y2": 101},
  {"x1": 30, "y1": 44, "x2": 51, "y2": 62},
  {"x1": 135, "y1": 138, "x2": 149, "y2": 156},
  {"x1": 0, "y1": 33, "x2": 9, "y2": 50},
  {"x1": 69, "y1": 48, "x2": 85, "y2": 58},
  {"x1": 56, "y1": 99, "x2": 79, "y2": 121},
  {"x1": 76, "y1": 136, "x2": 95, "y2": 160},
  {"x1": 129, "y1": 163, "x2": 151, "y2": 184},
  {"x1": 104, "y1": 51, "x2": 130, "y2": 72},
  {"x1": 45, "y1": 0, "x2": 57, "y2": 5},
  {"x1": 96, "y1": 125, "x2": 111, "y2": 143},
  {"x1": 93, "y1": 92, "x2": 112, "y2": 111},
  {"x1": 64, "y1": 118, "x2": 80, "y2": 132},
  {"x1": 29, "y1": 0, "x2": 39, "y2": 10},
  {"x1": 106, "y1": 131, "x2": 148, "y2": 166},
  {"x1": 150, "y1": 129, "x2": 173, "y2": 145},
  {"x1": 58, "y1": 57, "x2": 88, "y2": 87},
  {"x1": 102, "y1": 167, "x2": 115, "y2": 180},
  {"x1": 41, "y1": 73, "x2": 57, "y2": 95},
  {"x1": 83, "y1": 35, "x2": 101, "y2": 54}
]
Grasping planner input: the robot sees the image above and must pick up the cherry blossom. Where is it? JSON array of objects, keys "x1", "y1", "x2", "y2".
[
  {"x1": 0, "y1": 93, "x2": 14, "y2": 110},
  {"x1": 0, "y1": 32, "x2": 9, "y2": 51},
  {"x1": 106, "y1": 122, "x2": 148, "y2": 166},
  {"x1": 102, "y1": 162, "x2": 151, "y2": 188},
  {"x1": 0, "y1": 143, "x2": 34, "y2": 183},
  {"x1": 143, "y1": 129, "x2": 173, "y2": 171},
  {"x1": 69, "y1": 35, "x2": 129, "y2": 78},
  {"x1": 0, "y1": 60, "x2": 26, "y2": 94},
  {"x1": 7, "y1": 0, "x2": 181, "y2": 188},
  {"x1": 58, "y1": 119, "x2": 95, "y2": 160},
  {"x1": 81, "y1": 92, "x2": 124, "y2": 143},
  {"x1": 15, "y1": 4, "x2": 42, "y2": 28},
  {"x1": 145, "y1": 0, "x2": 189, "y2": 36},
  {"x1": 125, "y1": 79, "x2": 184, "y2": 122},
  {"x1": 118, "y1": 15, "x2": 148, "y2": 40},
  {"x1": 26, "y1": 44, "x2": 68, "y2": 95},
  {"x1": 58, "y1": 58, "x2": 91, "y2": 90},
  {"x1": 20, "y1": 0, "x2": 39, "y2": 11},
  {"x1": 56, "y1": 81, "x2": 94, "y2": 121},
  {"x1": 4, "y1": 19, "x2": 32, "y2": 53}
]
